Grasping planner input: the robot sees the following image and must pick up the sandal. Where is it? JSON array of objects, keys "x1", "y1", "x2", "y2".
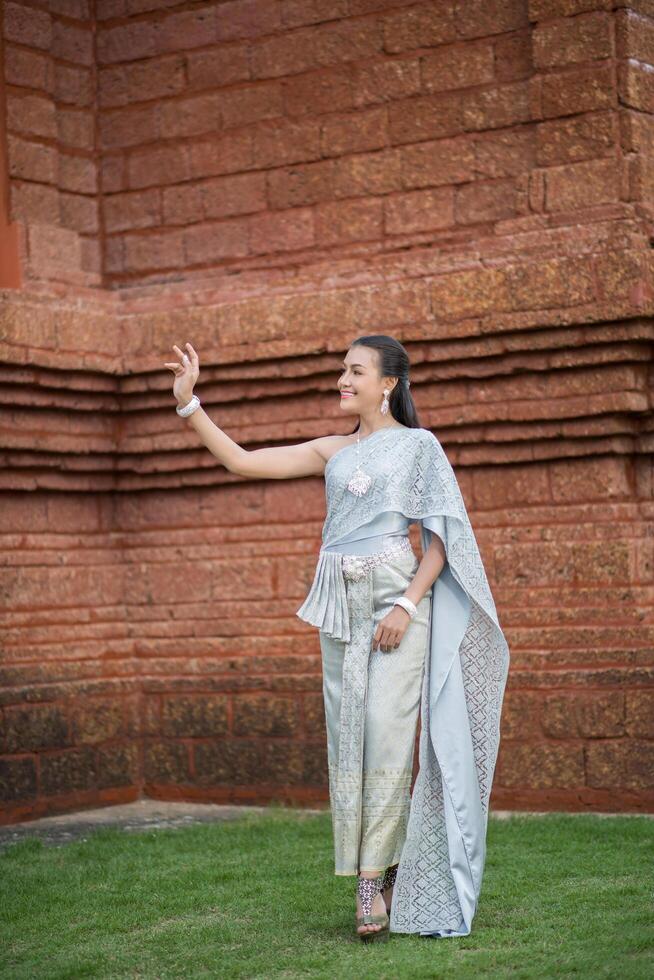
[
  {"x1": 355, "y1": 872, "x2": 389, "y2": 942},
  {"x1": 382, "y1": 863, "x2": 398, "y2": 917}
]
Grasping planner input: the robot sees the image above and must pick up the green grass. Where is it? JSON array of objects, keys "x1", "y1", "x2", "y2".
[{"x1": 1, "y1": 809, "x2": 652, "y2": 979}]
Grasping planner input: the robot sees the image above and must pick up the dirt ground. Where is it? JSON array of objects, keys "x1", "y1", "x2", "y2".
[{"x1": 0, "y1": 800, "x2": 645, "y2": 852}]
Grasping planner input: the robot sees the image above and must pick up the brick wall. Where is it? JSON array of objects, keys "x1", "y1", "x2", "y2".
[{"x1": 1, "y1": 1, "x2": 653, "y2": 822}]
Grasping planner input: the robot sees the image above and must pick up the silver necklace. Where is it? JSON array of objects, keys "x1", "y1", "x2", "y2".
[{"x1": 346, "y1": 425, "x2": 401, "y2": 497}]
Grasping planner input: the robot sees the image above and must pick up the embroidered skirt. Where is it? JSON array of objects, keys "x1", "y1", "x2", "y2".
[{"x1": 318, "y1": 545, "x2": 432, "y2": 876}]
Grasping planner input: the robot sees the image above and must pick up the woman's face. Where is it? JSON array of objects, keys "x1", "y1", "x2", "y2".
[{"x1": 338, "y1": 346, "x2": 395, "y2": 416}]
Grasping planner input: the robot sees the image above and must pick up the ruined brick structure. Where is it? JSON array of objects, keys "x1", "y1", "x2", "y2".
[{"x1": 1, "y1": 0, "x2": 653, "y2": 824}]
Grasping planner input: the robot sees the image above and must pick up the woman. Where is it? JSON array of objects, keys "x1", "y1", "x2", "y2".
[{"x1": 164, "y1": 335, "x2": 510, "y2": 943}]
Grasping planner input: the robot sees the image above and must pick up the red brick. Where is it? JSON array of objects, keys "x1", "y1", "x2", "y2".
[
  {"x1": 101, "y1": 154, "x2": 126, "y2": 193},
  {"x1": 161, "y1": 695, "x2": 229, "y2": 737},
  {"x1": 58, "y1": 153, "x2": 98, "y2": 194},
  {"x1": 529, "y1": 0, "x2": 613, "y2": 16},
  {"x1": 252, "y1": 118, "x2": 321, "y2": 167},
  {"x1": 113, "y1": 55, "x2": 186, "y2": 107},
  {"x1": 103, "y1": 188, "x2": 161, "y2": 232},
  {"x1": 585, "y1": 739, "x2": 653, "y2": 790},
  {"x1": 314, "y1": 197, "x2": 382, "y2": 245},
  {"x1": 187, "y1": 131, "x2": 253, "y2": 179},
  {"x1": 497, "y1": 742, "x2": 585, "y2": 789},
  {"x1": 154, "y1": 8, "x2": 217, "y2": 54},
  {"x1": 162, "y1": 183, "x2": 204, "y2": 225},
  {"x1": 545, "y1": 157, "x2": 620, "y2": 211},
  {"x1": 616, "y1": 8, "x2": 654, "y2": 63},
  {"x1": 462, "y1": 81, "x2": 532, "y2": 131},
  {"x1": 388, "y1": 93, "x2": 462, "y2": 144},
  {"x1": 123, "y1": 229, "x2": 185, "y2": 272},
  {"x1": 57, "y1": 108, "x2": 95, "y2": 150},
  {"x1": 625, "y1": 691, "x2": 654, "y2": 737},
  {"x1": 97, "y1": 0, "x2": 127, "y2": 15},
  {"x1": 618, "y1": 61, "x2": 654, "y2": 114},
  {"x1": 536, "y1": 111, "x2": 615, "y2": 166},
  {"x1": 71, "y1": 700, "x2": 124, "y2": 744},
  {"x1": 429, "y1": 266, "x2": 511, "y2": 319},
  {"x1": 60, "y1": 192, "x2": 99, "y2": 234},
  {"x1": 353, "y1": 57, "x2": 421, "y2": 106},
  {"x1": 158, "y1": 93, "x2": 222, "y2": 139},
  {"x1": 219, "y1": 83, "x2": 284, "y2": 129},
  {"x1": 3, "y1": 1, "x2": 52, "y2": 50},
  {"x1": 494, "y1": 30, "x2": 533, "y2": 83},
  {"x1": 540, "y1": 64, "x2": 614, "y2": 118},
  {"x1": 549, "y1": 456, "x2": 632, "y2": 503},
  {"x1": 455, "y1": 177, "x2": 520, "y2": 224},
  {"x1": 186, "y1": 46, "x2": 251, "y2": 90},
  {"x1": 99, "y1": 105, "x2": 159, "y2": 149},
  {"x1": 127, "y1": 145, "x2": 190, "y2": 189},
  {"x1": 216, "y1": 0, "x2": 281, "y2": 40},
  {"x1": 384, "y1": 186, "x2": 454, "y2": 235},
  {"x1": 421, "y1": 41, "x2": 494, "y2": 93},
  {"x1": 52, "y1": 20, "x2": 93, "y2": 66},
  {"x1": 6, "y1": 94, "x2": 56, "y2": 140},
  {"x1": 54, "y1": 64, "x2": 94, "y2": 107},
  {"x1": 4, "y1": 44, "x2": 53, "y2": 92},
  {"x1": 332, "y1": 147, "x2": 403, "y2": 197},
  {"x1": 283, "y1": 67, "x2": 353, "y2": 117},
  {"x1": 98, "y1": 66, "x2": 128, "y2": 108},
  {"x1": 500, "y1": 692, "x2": 542, "y2": 739},
  {"x1": 10, "y1": 181, "x2": 59, "y2": 223},
  {"x1": 96, "y1": 21, "x2": 157, "y2": 64},
  {"x1": 382, "y1": 2, "x2": 456, "y2": 53},
  {"x1": 542, "y1": 692, "x2": 625, "y2": 738},
  {"x1": 509, "y1": 254, "x2": 596, "y2": 310},
  {"x1": 248, "y1": 207, "x2": 314, "y2": 253},
  {"x1": 183, "y1": 219, "x2": 250, "y2": 263},
  {"x1": 473, "y1": 462, "x2": 550, "y2": 509},
  {"x1": 291, "y1": 1, "x2": 353, "y2": 30},
  {"x1": 320, "y1": 106, "x2": 387, "y2": 157},
  {"x1": 455, "y1": 0, "x2": 528, "y2": 36},
  {"x1": 7, "y1": 135, "x2": 57, "y2": 183},
  {"x1": 475, "y1": 128, "x2": 536, "y2": 178},
  {"x1": 400, "y1": 137, "x2": 474, "y2": 190},
  {"x1": 533, "y1": 11, "x2": 612, "y2": 69},
  {"x1": 205, "y1": 173, "x2": 267, "y2": 219},
  {"x1": 267, "y1": 159, "x2": 334, "y2": 208},
  {"x1": 27, "y1": 223, "x2": 83, "y2": 274}
]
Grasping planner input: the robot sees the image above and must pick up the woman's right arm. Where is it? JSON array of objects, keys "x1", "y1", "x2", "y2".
[
  {"x1": 165, "y1": 341, "x2": 331, "y2": 479},
  {"x1": 180, "y1": 406, "x2": 329, "y2": 479}
]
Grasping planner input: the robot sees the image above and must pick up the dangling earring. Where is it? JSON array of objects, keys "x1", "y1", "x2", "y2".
[{"x1": 380, "y1": 389, "x2": 390, "y2": 415}]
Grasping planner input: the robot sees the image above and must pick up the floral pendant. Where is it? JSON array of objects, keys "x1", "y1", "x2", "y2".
[{"x1": 346, "y1": 466, "x2": 373, "y2": 497}]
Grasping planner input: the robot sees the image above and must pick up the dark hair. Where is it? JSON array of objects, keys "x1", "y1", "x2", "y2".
[{"x1": 347, "y1": 334, "x2": 421, "y2": 433}]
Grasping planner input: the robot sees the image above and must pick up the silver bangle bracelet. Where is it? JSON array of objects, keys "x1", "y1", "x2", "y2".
[
  {"x1": 176, "y1": 394, "x2": 200, "y2": 417},
  {"x1": 393, "y1": 596, "x2": 417, "y2": 619}
]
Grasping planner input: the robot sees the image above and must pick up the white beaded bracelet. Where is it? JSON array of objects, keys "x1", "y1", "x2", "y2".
[
  {"x1": 393, "y1": 596, "x2": 417, "y2": 619},
  {"x1": 176, "y1": 394, "x2": 201, "y2": 417}
]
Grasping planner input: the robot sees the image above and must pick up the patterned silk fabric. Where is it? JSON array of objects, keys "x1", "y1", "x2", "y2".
[{"x1": 296, "y1": 425, "x2": 510, "y2": 937}]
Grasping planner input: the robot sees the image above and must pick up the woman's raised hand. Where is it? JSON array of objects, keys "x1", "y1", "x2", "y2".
[{"x1": 164, "y1": 342, "x2": 200, "y2": 406}]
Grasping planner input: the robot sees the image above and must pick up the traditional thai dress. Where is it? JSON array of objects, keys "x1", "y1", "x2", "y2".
[{"x1": 295, "y1": 424, "x2": 510, "y2": 938}]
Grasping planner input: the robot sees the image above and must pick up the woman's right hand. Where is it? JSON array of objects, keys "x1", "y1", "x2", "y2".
[{"x1": 164, "y1": 342, "x2": 200, "y2": 406}]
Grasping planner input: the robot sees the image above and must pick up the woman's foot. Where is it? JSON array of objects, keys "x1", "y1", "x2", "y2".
[
  {"x1": 382, "y1": 864, "x2": 398, "y2": 916},
  {"x1": 355, "y1": 872, "x2": 389, "y2": 938}
]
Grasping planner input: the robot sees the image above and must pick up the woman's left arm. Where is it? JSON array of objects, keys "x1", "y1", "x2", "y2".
[
  {"x1": 403, "y1": 533, "x2": 446, "y2": 606},
  {"x1": 372, "y1": 534, "x2": 446, "y2": 652}
]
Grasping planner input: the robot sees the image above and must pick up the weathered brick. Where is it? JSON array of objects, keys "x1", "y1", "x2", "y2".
[
  {"x1": 533, "y1": 11, "x2": 612, "y2": 68},
  {"x1": 267, "y1": 159, "x2": 334, "y2": 208},
  {"x1": 161, "y1": 695, "x2": 229, "y2": 737},
  {"x1": 314, "y1": 197, "x2": 382, "y2": 245},
  {"x1": 103, "y1": 188, "x2": 161, "y2": 232},
  {"x1": 585, "y1": 739, "x2": 653, "y2": 790},
  {"x1": 71, "y1": 699, "x2": 124, "y2": 744},
  {"x1": 158, "y1": 93, "x2": 222, "y2": 140},
  {"x1": 3, "y1": 1, "x2": 52, "y2": 50},
  {"x1": 333, "y1": 148, "x2": 403, "y2": 197},
  {"x1": 2, "y1": 704, "x2": 69, "y2": 753},
  {"x1": 99, "y1": 105, "x2": 159, "y2": 149},
  {"x1": 455, "y1": 177, "x2": 519, "y2": 224},
  {"x1": 58, "y1": 153, "x2": 98, "y2": 194},
  {"x1": 52, "y1": 20, "x2": 94, "y2": 66},
  {"x1": 10, "y1": 181, "x2": 60, "y2": 223},
  {"x1": 618, "y1": 61, "x2": 654, "y2": 114},
  {"x1": 4, "y1": 44, "x2": 53, "y2": 91},
  {"x1": 143, "y1": 739, "x2": 191, "y2": 783},
  {"x1": 455, "y1": 0, "x2": 528, "y2": 37},
  {"x1": 96, "y1": 21, "x2": 157, "y2": 64},
  {"x1": 545, "y1": 157, "x2": 620, "y2": 211},
  {"x1": 384, "y1": 186, "x2": 454, "y2": 235},
  {"x1": 0, "y1": 757, "x2": 37, "y2": 803},
  {"x1": 7, "y1": 135, "x2": 57, "y2": 183},
  {"x1": 541, "y1": 64, "x2": 614, "y2": 118},
  {"x1": 233, "y1": 695, "x2": 299, "y2": 736},
  {"x1": 252, "y1": 118, "x2": 321, "y2": 167},
  {"x1": 6, "y1": 94, "x2": 57, "y2": 140},
  {"x1": 625, "y1": 691, "x2": 654, "y2": 736},
  {"x1": 536, "y1": 111, "x2": 615, "y2": 166},
  {"x1": 96, "y1": 743, "x2": 138, "y2": 789},
  {"x1": 216, "y1": 0, "x2": 281, "y2": 41},
  {"x1": 542, "y1": 692, "x2": 625, "y2": 738},
  {"x1": 186, "y1": 46, "x2": 251, "y2": 90},
  {"x1": 382, "y1": 2, "x2": 456, "y2": 53},
  {"x1": 248, "y1": 208, "x2": 314, "y2": 253},
  {"x1": 41, "y1": 746, "x2": 97, "y2": 796},
  {"x1": 462, "y1": 81, "x2": 532, "y2": 131},
  {"x1": 123, "y1": 229, "x2": 185, "y2": 271},
  {"x1": 127, "y1": 145, "x2": 190, "y2": 189},
  {"x1": 388, "y1": 93, "x2": 462, "y2": 144},
  {"x1": 57, "y1": 108, "x2": 95, "y2": 150},
  {"x1": 54, "y1": 64, "x2": 94, "y2": 106},
  {"x1": 60, "y1": 191, "x2": 99, "y2": 234},
  {"x1": 421, "y1": 41, "x2": 494, "y2": 93},
  {"x1": 497, "y1": 742, "x2": 585, "y2": 788},
  {"x1": 193, "y1": 739, "x2": 262, "y2": 785}
]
